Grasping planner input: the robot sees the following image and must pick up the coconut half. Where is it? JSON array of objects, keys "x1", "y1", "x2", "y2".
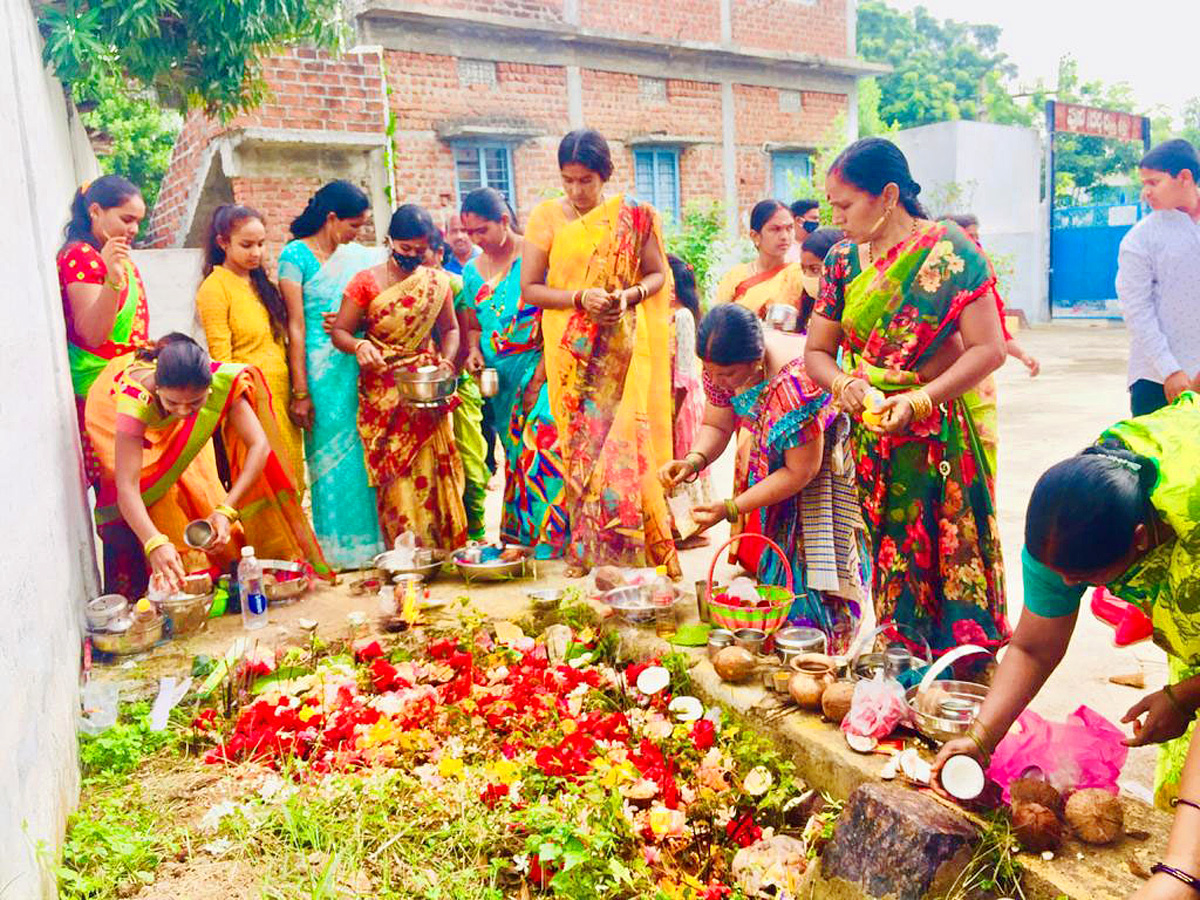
[
  {"x1": 636, "y1": 665, "x2": 671, "y2": 695},
  {"x1": 845, "y1": 731, "x2": 878, "y2": 753},
  {"x1": 669, "y1": 695, "x2": 704, "y2": 722},
  {"x1": 940, "y1": 754, "x2": 985, "y2": 800}
]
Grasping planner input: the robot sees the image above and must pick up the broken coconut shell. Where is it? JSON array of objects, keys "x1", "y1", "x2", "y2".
[
  {"x1": 713, "y1": 646, "x2": 758, "y2": 683},
  {"x1": 1065, "y1": 788, "x2": 1124, "y2": 845},
  {"x1": 1012, "y1": 802, "x2": 1064, "y2": 852},
  {"x1": 821, "y1": 681, "x2": 855, "y2": 724},
  {"x1": 1009, "y1": 777, "x2": 1064, "y2": 815}
]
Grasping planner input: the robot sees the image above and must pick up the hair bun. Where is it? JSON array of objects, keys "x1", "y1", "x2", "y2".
[{"x1": 908, "y1": 179, "x2": 922, "y2": 197}]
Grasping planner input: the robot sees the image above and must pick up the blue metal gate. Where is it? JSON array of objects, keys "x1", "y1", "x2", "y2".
[{"x1": 1050, "y1": 203, "x2": 1144, "y2": 318}]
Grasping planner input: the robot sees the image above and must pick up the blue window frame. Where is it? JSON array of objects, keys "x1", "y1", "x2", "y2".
[
  {"x1": 772, "y1": 151, "x2": 812, "y2": 199},
  {"x1": 452, "y1": 142, "x2": 514, "y2": 206},
  {"x1": 633, "y1": 147, "x2": 681, "y2": 222}
]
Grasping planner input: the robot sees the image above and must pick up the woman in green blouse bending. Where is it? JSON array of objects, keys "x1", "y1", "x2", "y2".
[{"x1": 932, "y1": 393, "x2": 1200, "y2": 900}]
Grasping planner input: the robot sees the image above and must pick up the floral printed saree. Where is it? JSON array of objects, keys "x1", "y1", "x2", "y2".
[{"x1": 815, "y1": 221, "x2": 1009, "y2": 657}]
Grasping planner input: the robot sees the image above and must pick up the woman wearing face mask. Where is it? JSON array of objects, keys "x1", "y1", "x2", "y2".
[
  {"x1": 84, "y1": 333, "x2": 330, "y2": 595},
  {"x1": 929, "y1": 396, "x2": 1200, "y2": 900},
  {"x1": 659, "y1": 305, "x2": 868, "y2": 627},
  {"x1": 277, "y1": 180, "x2": 383, "y2": 569},
  {"x1": 330, "y1": 205, "x2": 467, "y2": 550},
  {"x1": 520, "y1": 129, "x2": 678, "y2": 578},
  {"x1": 716, "y1": 200, "x2": 806, "y2": 326},
  {"x1": 196, "y1": 205, "x2": 304, "y2": 485},
  {"x1": 805, "y1": 137, "x2": 1009, "y2": 660},
  {"x1": 797, "y1": 228, "x2": 844, "y2": 335}
]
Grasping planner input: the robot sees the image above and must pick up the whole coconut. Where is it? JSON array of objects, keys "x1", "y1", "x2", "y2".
[
  {"x1": 821, "y1": 681, "x2": 856, "y2": 724},
  {"x1": 1011, "y1": 802, "x2": 1064, "y2": 852},
  {"x1": 1009, "y1": 778, "x2": 1064, "y2": 815},
  {"x1": 1064, "y1": 789, "x2": 1124, "y2": 845},
  {"x1": 713, "y1": 646, "x2": 757, "y2": 683}
]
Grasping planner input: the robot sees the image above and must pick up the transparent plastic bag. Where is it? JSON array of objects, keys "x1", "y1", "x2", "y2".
[{"x1": 987, "y1": 705, "x2": 1128, "y2": 798}]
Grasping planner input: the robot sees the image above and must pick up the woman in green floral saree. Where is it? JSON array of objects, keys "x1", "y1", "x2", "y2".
[
  {"x1": 931, "y1": 394, "x2": 1200, "y2": 898},
  {"x1": 805, "y1": 138, "x2": 1010, "y2": 659}
]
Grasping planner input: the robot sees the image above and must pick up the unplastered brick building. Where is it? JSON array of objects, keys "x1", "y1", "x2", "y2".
[{"x1": 146, "y1": 0, "x2": 883, "y2": 260}]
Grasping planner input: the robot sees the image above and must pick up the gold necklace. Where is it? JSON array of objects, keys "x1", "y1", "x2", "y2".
[{"x1": 864, "y1": 216, "x2": 920, "y2": 266}]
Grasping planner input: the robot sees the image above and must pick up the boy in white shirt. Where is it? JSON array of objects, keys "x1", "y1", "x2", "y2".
[{"x1": 1116, "y1": 139, "x2": 1200, "y2": 415}]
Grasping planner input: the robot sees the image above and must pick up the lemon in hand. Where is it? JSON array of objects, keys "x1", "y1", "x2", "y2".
[{"x1": 861, "y1": 389, "x2": 885, "y2": 427}]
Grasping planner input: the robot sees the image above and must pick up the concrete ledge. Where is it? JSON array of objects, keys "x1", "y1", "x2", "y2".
[{"x1": 610, "y1": 619, "x2": 1173, "y2": 900}]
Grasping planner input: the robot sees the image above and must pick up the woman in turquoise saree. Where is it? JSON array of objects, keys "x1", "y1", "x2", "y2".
[
  {"x1": 460, "y1": 188, "x2": 568, "y2": 557},
  {"x1": 278, "y1": 181, "x2": 385, "y2": 568},
  {"x1": 805, "y1": 138, "x2": 1010, "y2": 659}
]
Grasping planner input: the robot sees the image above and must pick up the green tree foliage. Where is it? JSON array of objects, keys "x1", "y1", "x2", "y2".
[
  {"x1": 38, "y1": 0, "x2": 344, "y2": 119},
  {"x1": 77, "y1": 75, "x2": 182, "y2": 215},
  {"x1": 857, "y1": 0, "x2": 1031, "y2": 129}
]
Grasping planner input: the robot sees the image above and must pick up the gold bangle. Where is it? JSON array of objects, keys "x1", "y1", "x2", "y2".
[
  {"x1": 143, "y1": 533, "x2": 171, "y2": 556},
  {"x1": 573, "y1": 290, "x2": 584, "y2": 311},
  {"x1": 105, "y1": 276, "x2": 124, "y2": 291},
  {"x1": 291, "y1": 390, "x2": 309, "y2": 401},
  {"x1": 967, "y1": 721, "x2": 993, "y2": 759},
  {"x1": 214, "y1": 504, "x2": 239, "y2": 523},
  {"x1": 354, "y1": 339, "x2": 368, "y2": 355},
  {"x1": 907, "y1": 388, "x2": 934, "y2": 422},
  {"x1": 831, "y1": 373, "x2": 856, "y2": 405},
  {"x1": 723, "y1": 498, "x2": 740, "y2": 522}
]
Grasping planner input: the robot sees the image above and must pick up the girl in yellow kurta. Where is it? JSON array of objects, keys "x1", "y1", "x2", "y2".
[
  {"x1": 520, "y1": 128, "x2": 679, "y2": 578},
  {"x1": 196, "y1": 205, "x2": 304, "y2": 484}
]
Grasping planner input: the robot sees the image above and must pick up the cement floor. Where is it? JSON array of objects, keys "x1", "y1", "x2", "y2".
[{"x1": 103, "y1": 321, "x2": 1163, "y2": 798}]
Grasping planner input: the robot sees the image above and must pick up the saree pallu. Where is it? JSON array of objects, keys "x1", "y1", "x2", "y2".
[
  {"x1": 357, "y1": 268, "x2": 467, "y2": 550},
  {"x1": 816, "y1": 223, "x2": 1009, "y2": 657},
  {"x1": 58, "y1": 243, "x2": 150, "y2": 484},
  {"x1": 716, "y1": 262, "x2": 807, "y2": 318},
  {"x1": 671, "y1": 307, "x2": 712, "y2": 514},
  {"x1": 278, "y1": 240, "x2": 385, "y2": 568},
  {"x1": 464, "y1": 259, "x2": 567, "y2": 557},
  {"x1": 530, "y1": 195, "x2": 679, "y2": 576},
  {"x1": 86, "y1": 354, "x2": 331, "y2": 597}
]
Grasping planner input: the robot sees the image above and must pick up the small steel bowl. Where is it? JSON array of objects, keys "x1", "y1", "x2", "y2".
[
  {"x1": 453, "y1": 546, "x2": 531, "y2": 583},
  {"x1": 395, "y1": 366, "x2": 457, "y2": 406},
  {"x1": 478, "y1": 367, "x2": 500, "y2": 398},
  {"x1": 905, "y1": 679, "x2": 989, "y2": 744},
  {"x1": 733, "y1": 628, "x2": 767, "y2": 654},
  {"x1": 90, "y1": 614, "x2": 163, "y2": 655},
  {"x1": 707, "y1": 627, "x2": 735, "y2": 660},
  {"x1": 764, "y1": 303, "x2": 799, "y2": 332},
  {"x1": 184, "y1": 519, "x2": 214, "y2": 550},
  {"x1": 160, "y1": 591, "x2": 214, "y2": 637},
  {"x1": 374, "y1": 548, "x2": 448, "y2": 583},
  {"x1": 527, "y1": 588, "x2": 563, "y2": 610},
  {"x1": 85, "y1": 594, "x2": 128, "y2": 631}
]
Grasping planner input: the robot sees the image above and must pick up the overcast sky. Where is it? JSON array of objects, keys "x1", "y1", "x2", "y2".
[{"x1": 881, "y1": 0, "x2": 1198, "y2": 122}]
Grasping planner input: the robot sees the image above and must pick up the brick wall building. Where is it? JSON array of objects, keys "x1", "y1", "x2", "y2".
[{"x1": 147, "y1": 0, "x2": 883, "y2": 259}]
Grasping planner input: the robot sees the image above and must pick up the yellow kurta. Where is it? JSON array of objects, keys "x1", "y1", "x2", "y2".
[{"x1": 196, "y1": 265, "x2": 304, "y2": 485}]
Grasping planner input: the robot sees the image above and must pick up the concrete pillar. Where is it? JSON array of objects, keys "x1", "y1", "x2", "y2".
[
  {"x1": 567, "y1": 65, "x2": 584, "y2": 129},
  {"x1": 721, "y1": 81, "x2": 738, "y2": 235},
  {"x1": 720, "y1": 0, "x2": 733, "y2": 45}
]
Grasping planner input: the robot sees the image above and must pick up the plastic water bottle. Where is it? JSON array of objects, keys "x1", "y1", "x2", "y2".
[
  {"x1": 238, "y1": 546, "x2": 268, "y2": 631},
  {"x1": 651, "y1": 566, "x2": 675, "y2": 637}
]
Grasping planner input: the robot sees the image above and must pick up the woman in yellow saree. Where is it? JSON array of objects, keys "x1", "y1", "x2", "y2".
[
  {"x1": 715, "y1": 200, "x2": 807, "y2": 323},
  {"x1": 85, "y1": 334, "x2": 330, "y2": 596},
  {"x1": 521, "y1": 129, "x2": 679, "y2": 578},
  {"x1": 330, "y1": 205, "x2": 467, "y2": 550}
]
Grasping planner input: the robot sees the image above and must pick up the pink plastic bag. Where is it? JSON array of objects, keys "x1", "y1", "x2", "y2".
[
  {"x1": 842, "y1": 674, "x2": 909, "y2": 739},
  {"x1": 987, "y1": 705, "x2": 1128, "y2": 800}
]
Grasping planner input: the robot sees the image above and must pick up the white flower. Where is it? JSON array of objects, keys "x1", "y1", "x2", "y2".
[
  {"x1": 744, "y1": 766, "x2": 774, "y2": 796},
  {"x1": 512, "y1": 853, "x2": 530, "y2": 874}
]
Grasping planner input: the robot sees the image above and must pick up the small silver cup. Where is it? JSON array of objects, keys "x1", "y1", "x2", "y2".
[{"x1": 478, "y1": 367, "x2": 500, "y2": 398}]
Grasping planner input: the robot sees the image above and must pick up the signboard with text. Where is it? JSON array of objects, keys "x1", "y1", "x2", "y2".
[{"x1": 1052, "y1": 102, "x2": 1147, "y2": 142}]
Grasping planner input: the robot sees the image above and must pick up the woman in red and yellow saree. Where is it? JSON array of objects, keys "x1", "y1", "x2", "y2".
[
  {"x1": 85, "y1": 335, "x2": 330, "y2": 597},
  {"x1": 58, "y1": 176, "x2": 150, "y2": 484},
  {"x1": 805, "y1": 138, "x2": 1010, "y2": 659},
  {"x1": 330, "y1": 205, "x2": 467, "y2": 550},
  {"x1": 715, "y1": 200, "x2": 806, "y2": 324},
  {"x1": 520, "y1": 129, "x2": 679, "y2": 578}
]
